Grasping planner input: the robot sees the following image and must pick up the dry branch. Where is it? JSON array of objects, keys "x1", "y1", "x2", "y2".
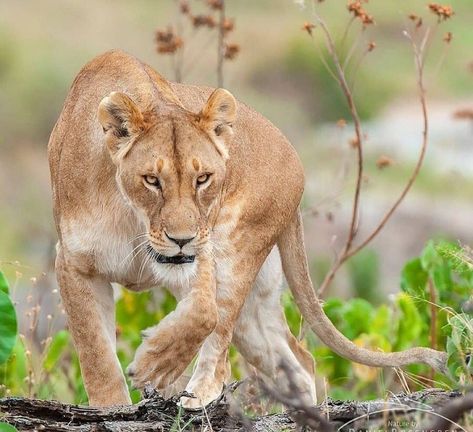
[
  {"x1": 307, "y1": 7, "x2": 437, "y2": 298},
  {"x1": 296, "y1": 6, "x2": 450, "y2": 377},
  {"x1": 423, "y1": 391, "x2": 473, "y2": 432},
  {"x1": 0, "y1": 387, "x2": 465, "y2": 432}
]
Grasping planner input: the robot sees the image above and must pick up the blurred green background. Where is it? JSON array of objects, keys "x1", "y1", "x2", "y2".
[{"x1": 0, "y1": 0, "x2": 472, "y2": 407}]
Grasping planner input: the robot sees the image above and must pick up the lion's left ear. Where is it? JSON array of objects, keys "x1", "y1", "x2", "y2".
[{"x1": 199, "y1": 88, "x2": 237, "y2": 159}]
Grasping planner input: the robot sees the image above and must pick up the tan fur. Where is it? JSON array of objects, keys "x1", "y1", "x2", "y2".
[{"x1": 49, "y1": 50, "x2": 446, "y2": 408}]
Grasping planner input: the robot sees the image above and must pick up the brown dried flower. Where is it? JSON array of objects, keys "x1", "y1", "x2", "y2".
[
  {"x1": 207, "y1": 0, "x2": 223, "y2": 10},
  {"x1": 222, "y1": 18, "x2": 234, "y2": 33},
  {"x1": 349, "y1": 136, "x2": 360, "y2": 149},
  {"x1": 155, "y1": 27, "x2": 183, "y2": 54},
  {"x1": 155, "y1": 28, "x2": 173, "y2": 43},
  {"x1": 453, "y1": 108, "x2": 473, "y2": 121},
  {"x1": 428, "y1": 3, "x2": 454, "y2": 21},
  {"x1": 302, "y1": 21, "x2": 316, "y2": 36},
  {"x1": 408, "y1": 13, "x2": 423, "y2": 28},
  {"x1": 192, "y1": 14, "x2": 217, "y2": 29},
  {"x1": 361, "y1": 13, "x2": 374, "y2": 25},
  {"x1": 443, "y1": 31, "x2": 453, "y2": 43},
  {"x1": 347, "y1": 0, "x2": 375, "y2": 26},
  {"x1": 180, "y1": 0, "x2": 190, "y2": 15},
  {"x1": 376, "y1": 155, "x2": 394, "y2": 170},
  {"x1": 224, "y1": 43, "x2": 240, "y2": 60}
]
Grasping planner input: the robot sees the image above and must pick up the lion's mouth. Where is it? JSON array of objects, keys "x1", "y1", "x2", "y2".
[{"x1": 146, "y1": 245, "x2": 195, "y2": 265}]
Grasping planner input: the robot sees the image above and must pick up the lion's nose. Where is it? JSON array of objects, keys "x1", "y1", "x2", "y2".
[{"x1": 165, "y1": 232, "x2": 196, "y2": 248}]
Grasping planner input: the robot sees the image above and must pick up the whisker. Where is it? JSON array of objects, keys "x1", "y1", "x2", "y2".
[
  {"x1": 127, "y1": 232, "x2": 149, "y2": 245},
  {"x1": 137, "y1": 246, "x2": 157, "y2": 286},
  {"x1": 120, "y1": 239, "x2": 150, "y2": 268}
]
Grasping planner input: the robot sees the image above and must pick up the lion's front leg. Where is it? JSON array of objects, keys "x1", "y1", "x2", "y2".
[
  {"x1": 128, "y1": 252, "x2": 217, "y2": 390},
  {"x1": 56, "y1": 251, "x2": 131, "y2": 406},
  {"x1": 180, "y1": 243, "x2": 272, "y2": 408}
]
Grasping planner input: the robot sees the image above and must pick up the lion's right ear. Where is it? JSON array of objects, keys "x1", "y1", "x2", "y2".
[
  {"x1": 98, "y1": 92, "x2": 145, "y2": 158},
  {"x1": 199, "y1": 89, "x2": 237, "y2": 159}
]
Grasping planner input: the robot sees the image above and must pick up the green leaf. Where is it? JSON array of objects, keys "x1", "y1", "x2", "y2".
[
  {"x1": 371, "y1": 304, "x2": 392, "y2": 338},
  {"x1": 445, "y1": 314, "x2": 473, "y2": 381},
  {"x1": 322, "y1": 297, "x2": 345, "y2": 331},
  {"x1": 436, "y1": 242, "x2": 473, "y2": 281},
  {"x1": 346, "y1": 250, "x2": 381, "y2": 303},
  {"x1": 341, "y1": 298, "x2": 374, "y2": 339},
  {"x1": 0, "y1": 271, "x2": 9, "y2": 294},
  {"x1": 400, "y1": 258, "x2": 428, "y2": 299},
  {"x1": 0, "y1": 423, "x2": 18, "y2": 432},
  {"x1": 43, "y1": 330, "x2": 70, "y2": 372},
  {"x1": 432, "y1": 264, "x2": 453, "y2": 294},
  {"x1": 0, "y1": 340, "x2": 27, "y2": 393},
  {"x1": 0, "y1": 290, "x2": 17, "y2": 364},
  {"x1": 420, "y1": 240, "x2": 442, "y2": 272},
  {"x1": 394, "y1": 293, "x2": 423, "y2": 350}
]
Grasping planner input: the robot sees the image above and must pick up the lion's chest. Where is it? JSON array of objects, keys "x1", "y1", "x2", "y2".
[{"x1": 61, "y1": 216, "x2": 155, "y2": 287}]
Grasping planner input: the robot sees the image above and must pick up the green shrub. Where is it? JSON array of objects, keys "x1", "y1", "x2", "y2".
[
  {"x1": 0, "y1": 240, "x2": 471, "y2": 404},
  {"x1": 0, "y1": 271, "x2": 17, "y2": 365}
]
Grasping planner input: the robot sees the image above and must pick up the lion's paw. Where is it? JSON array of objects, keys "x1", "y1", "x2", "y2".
[
  {"x1": 127, "y1": 327, "x2": 195, "y2": 390},
  {"x1": 179, "y1": 380, "x2": 223, "y2": 409}
]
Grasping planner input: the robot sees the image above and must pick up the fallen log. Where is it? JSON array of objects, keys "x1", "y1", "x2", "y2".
[{"x1": 0, "y1": 386, "x2": 466, "y2": 431}]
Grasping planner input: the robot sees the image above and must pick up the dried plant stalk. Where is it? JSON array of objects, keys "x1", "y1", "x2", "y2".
[{"x1": 307, "y1": 4, "x2": 438, "y2": 297}]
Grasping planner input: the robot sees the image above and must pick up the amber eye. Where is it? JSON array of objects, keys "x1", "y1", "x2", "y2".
[
  {"x1": 196, "y1": 173, "x2": 211, "y2": 186},
  {"x1": 144, "y1": 175, "x2": 161, "y2": 188}
]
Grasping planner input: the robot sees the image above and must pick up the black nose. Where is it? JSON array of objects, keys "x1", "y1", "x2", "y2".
[{"x1": 165, "y1": 233, "x2": 195, "y2": 248}]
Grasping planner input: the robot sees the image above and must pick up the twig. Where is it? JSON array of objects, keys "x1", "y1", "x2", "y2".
[
  {"x1": 316, "y1": 22, "x2": 432, "y2": 297},
  {"x1": 174, "y1": 1, "x2": 184, "y2": 83},
  {"x1": 429, "y1": 278, "x2": 438, "y2": 382},
  {"x1": 342, "y1": 26, "x2": 365, "y2": 71},
  {"x1": 311, "y1": 7, "x2": 364, "y2": 262},
  {"x1": 423, "y1": 392, "x2": 473, "y2": 432},
  {"x1": 339, "y1": 16, "x2": 356, "y2": 53},
  {"x1": 258, "y1": 360, "x2": 334, "y2": 431},
  {"x1": 217, "y1": 0, "x2": 225, "y2": 87},
  {"x1": 0, "y1": 388, "x2": 464, "y2": 431},
  {"x1": 339, "y1": 27, "x2": 430, "y2": 262},
  {"x1": 181, "y1": 31, "x2": 217, "y2": 79}
]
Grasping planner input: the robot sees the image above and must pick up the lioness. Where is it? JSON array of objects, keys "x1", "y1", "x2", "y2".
[{"x1": 48, "y1": 50, "x2": 446, "y2": 408}]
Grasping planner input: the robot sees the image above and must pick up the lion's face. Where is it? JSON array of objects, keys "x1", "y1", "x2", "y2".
[
  {"x1": 118, "y1": 116, "x2": 227, "y2": 263},
  {"x1": 98, "y1": 89, "x2": 236, "y2": 268}
]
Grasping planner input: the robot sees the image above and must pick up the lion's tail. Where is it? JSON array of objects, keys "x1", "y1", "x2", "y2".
[{"x1": 277, "y1": 209, "x2": 447, "y2": 373}]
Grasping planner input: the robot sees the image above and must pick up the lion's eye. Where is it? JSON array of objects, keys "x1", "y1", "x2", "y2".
[
  {"x1": 196, "y1": 174, "x2": 211, "y2": 186},
  {"x1": 144, "y1": 175, "x2": 161, "y2": 188}
]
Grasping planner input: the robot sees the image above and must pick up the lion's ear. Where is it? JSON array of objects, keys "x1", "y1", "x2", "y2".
[
  {"x1": 199, "y1": 88, "x2": 237, "y2": 159},
  {"x1": 98, "y1": 92, "x2": 145, "y2": 159}
]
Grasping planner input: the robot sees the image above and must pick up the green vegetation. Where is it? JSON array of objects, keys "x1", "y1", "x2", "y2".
[
  {"x1": 284, "y1": 240, "x2": 472, "y2": 401},
  {"x1": 0, "y1": 271, "x2": 17, "y2": 365},
  {"x1": 0, "y1": 423, "x2": 18, "y2": 432},
  {"x1": 0, "y1": 241, "x2": 471, "y2": 406}
]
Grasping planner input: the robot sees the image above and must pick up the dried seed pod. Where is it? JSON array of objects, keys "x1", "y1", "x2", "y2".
[
  {"x1": 302, "y1": 21, "x2": 315, "y2": 36},
  {"x1": 428, "y1": 3, "x2": 454, "y2": 21},
  {"x1": 207, "y1": 0, "x2": 223, "y2": 10},
  {"x1": 376, "y1": 155, "x2": 394, "y2": 170},
  {"x1": 224, "y1": 43, "x2": 240, "y2": 60}
]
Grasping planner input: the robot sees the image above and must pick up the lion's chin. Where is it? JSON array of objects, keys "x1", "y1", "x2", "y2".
[{"x1": 146, "y1": 245, "x2": 195, "y2": 265}]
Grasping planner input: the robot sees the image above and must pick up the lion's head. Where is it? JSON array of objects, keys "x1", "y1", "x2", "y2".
[{"x1": 98, "y1": 89, "x2": 237, "y2": 270}]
